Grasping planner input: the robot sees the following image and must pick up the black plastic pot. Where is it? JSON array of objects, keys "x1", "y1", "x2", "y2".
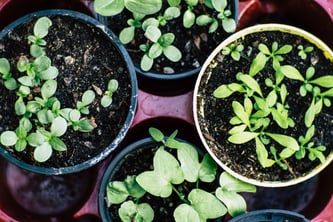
[
  {"x1": 96, "y1": 0, "x2": 239, "y2": 96},
  {"x1": 227, "y1": 209, "x2": 310, "y2": 222},
  {"x1": 0, "y1": 9, "x2": 138, "y2": 175}
]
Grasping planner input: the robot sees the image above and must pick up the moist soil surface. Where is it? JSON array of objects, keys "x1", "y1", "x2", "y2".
[
  {"x1": 107, "y1": 140, "x2": 219, "y2": 221},
  {"x1": 0, "y1": 14, "x2": 132, "y2": 168},
  {"x1": 103, "y1": 0, "x2": 235, "y2": 74},
  {"x1": 196, "y1": 30, "x2": 333, "y2": 182}
]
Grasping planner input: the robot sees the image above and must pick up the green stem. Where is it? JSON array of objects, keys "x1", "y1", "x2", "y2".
[{"x1": 172, "y1": 185, "x2": 190, "y2": 205}]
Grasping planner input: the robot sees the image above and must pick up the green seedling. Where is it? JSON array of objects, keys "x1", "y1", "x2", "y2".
[
  {"x1": 213, "y1": 39, "x2": 331, "y2": 170},
  {"x1": 101, "y1": 79, "x2": 119, "y2": 108},
  {"x1": 0, "y1": 16, "x2": 117, "y2": 163},
  {"x1": 196, "y1": 0, "x2": 236, "y2": 33},
  {"x1": 94, "y1": 0, "x2": 236, "y2": 72},
  {"x1": 140, "y1": 25, "x2": 181, "y2": 71},
  {"x1": 0, "y1": 58, "x2": 18, "y2": 90},
  {"x1": 76, "y1": 90, "x2": 95, "y2": 115},
  {"x1": 221, "y1": 43, "x2": 244, "y2": 61},
  {"x1": 106, "y1": 127, "x2": 256, "y2": 221},
  {"x1": 297, "y1": 44, "x2": 313, "y2": 60}
]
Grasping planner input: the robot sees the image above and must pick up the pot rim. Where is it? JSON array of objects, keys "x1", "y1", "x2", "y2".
[
  {"x1": 0, "y1": 9, "x2": 138, "y2": 175},
  {"x1": 227, "y1": 209, "x2": 310, "y2": 222},
  {"x1": 193, "y1": 23, "x2": 333, "y2": 187}
]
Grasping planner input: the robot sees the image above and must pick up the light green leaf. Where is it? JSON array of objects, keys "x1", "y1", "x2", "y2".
[
  {"x1": 125, "y1": 0, "x2": 162, "y2": 15},
  {"x1": 228, "y1": 124, "x2": 247, "y2": 135},
  {"x1": 222, "y1": 18, "x2": 236, "y2": 33},
  {"x1": 177, "y1": 142, "x2": 200, "y2": 182},
  {"x1": 249, "y1": 52, "x2": 267, "y2": 76},
  {"x1": 266, "y1": 133, "x2": 300, "y2": 151},
  {"x1": 219, "y1": 172, "x2": 257, "y2": 193},
  {"x1": 39, "y1": 66, "x2": 58, "y2": 80},
  {"x1": 310, "y1": 76, "x2": 333, "y2": 88},
  {"x1": 94, "y1": 0, "x2": 125, "y2": 16},
  {"x1": 174, "y1": 204, "x2": 201, "y2": 222},
  {"x1": 145, "y1": 25, "x2": 161, "y2": 42},
  {"x1": 213, "y1": 84, "x2": 233, "y2": 98},
  {"x1": 212, "y1": 0, "x2": 227, "y2": 11},
  {"x1": 238, "y1": 74, "x2": 263, "y2": 97},
  {"x1": 101, "y1": 96, "x2": 112, "y2": 108},
  {"x1": 0, "y1": 131, "x2": 18, "y2": 146},
  {"x1": 228, "y1": 132, "x2": 259, "y2": 144},
  {"x1": 148, "y1": 127, "x2": 164, "y2": 142},
  {"x1": 148, "y1": 43, "x2": 163, "y2": 59},
  {"x1": 34, "y1": 142, "x2": 52, "y2": 162},
  {"x1": 183, "y1": 9, "x2": 195, "y2": 28},
  {"x1": 279, "y1": 147, "x2": 296, "y2": 159},
  {"x1": 215, "y1": 188, "x2": 247, "y2": 217},
  {"x1": 49, "y1": 137, "x2": 67, "y2": 151},
  {"x1": 255, "y1": 137, "x2": 275, "y2": 168},
  {"x1": 27, "y1": 131, "x2": 45, "y2": 147},
  {"x1": 119, "y1": 200, "x2": 154, "y2": 222},
  {"x1": 136, "y1": 171, "x2": 172, "y2": 197},
  {"x1": 106, "y1": 181, "x2": 129, "y2": 204},
  {"x1": 232, "y1": 101, "x2": 250, "y2": 126},
  {"x1": 50, "y1": 116, "x2": 68, "y2": 137},
  {"x1": 0, "y1": 58, "x2": 10, "y2": 74},
  {"x1": 119, "y1": 26, "x2": 135, "y2": 44},
  {"x1": 198, "y1": 154, "x2": 217, "y2": 183},
  {"x1": 140, "y1": 54, "x2": 154, "y2": 71},
  {"x1": 164, "y1": 45, "x2": 182, "y2": 62},
  {"x1": 15, "y1": 139, "x2": 27, "y2": 152},
  {"x1": 34, "y1": 17, "x2": 52, "y2": 38},
  {"x1": 280, "y1": 65, "x2": 304, "y2": 81},
  {"x1": 305, "y1": 100, "x2": 316, "y2": 128},
  {"x1": 82, "y1": 90, "x2": 95, "y2": 105},
  {"x1": 188, "y1": 189, "x2": 227, "y2": 220},
  {"x1": 41, "y1": 79, "x2": 57, "y2": 99},
  {"x1": 4, "y1": 78, "x2": 18, "y2": 90}
]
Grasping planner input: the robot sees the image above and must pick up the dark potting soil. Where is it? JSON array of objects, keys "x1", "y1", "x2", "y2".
[
  {"x1": 108, "y1": 142, "x2": 220, "y2": 221},
  {"x1": 0, "y1": 15, "x2": 132, "y2": 168},
  {"x1": 104, "y1": 0, "x2": 235, "y2": 74},
  {"x1": 196, "y1": 30, "x2": 333, "y2": 182}
]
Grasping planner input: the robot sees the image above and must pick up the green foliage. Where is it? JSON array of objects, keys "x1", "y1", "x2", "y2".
[
  {"x1": 222, "y1": 43, "x2": 244, "y2": 61},
  {"x1": 101, "y1": 79, "x2": 119, "y2": 108},
  {"x1": 297, "y1": 45, "x2": 313, "y2": 60},
  {"x1": 213, "y1": 39, "x2": 330, "y2": 170},
  {"x1": 93, "y1": 0, "x2": 235, "y2": 72},
  {"x1": 106, "y1": 127, "x2": 256, "y2": 221},
  {"x1": 0, "y1": 16, "x2": 118, "y2": 163},
  {"x1": 140, "y1": 25, "x2": 181, "y2": 71}
]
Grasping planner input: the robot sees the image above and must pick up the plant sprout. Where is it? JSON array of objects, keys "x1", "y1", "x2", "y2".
[
  {"x1": 0, "y1": 16, "x2": 118, "y2": 163},
  {"x1": 94, "y1": 0, "x2": 236, "y2": 72},
  {"x1": 106, "y1": 127, "x2": 256, "y2": 221},
  {"x1": 213, "y1": 40, "x2": 331, "y2": 170},
  {"x1": 222, "y1": 43, "x2": 244, "y2": 61},
  {"x1": 297, "y1": 44, "x2": 314, "y2": 60},
  {"x1": 140, "y1": 25, "x2": 181, "y2": 71},
  {"x1": 101, "y1": 79, "x2": 119, "y2": 108}
]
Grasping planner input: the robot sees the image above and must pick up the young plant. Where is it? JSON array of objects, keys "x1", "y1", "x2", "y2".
[
  {"x1": 106, "y1": 127, "x2": 256, "y2": 221},
  {"x1": 213, "y1": 40, "x2": 330, "y2": 170},
  {"x1": 297, "y1": 44, "x2": 314, "y2": 60},
  {"x1": 0, "y1": 16, "x2": 118, "y2": 163},
  {"x1": 93, "y1": 0, "x2": 236, "y2": 72},
  {"x1": 140, "y1": 25, "x2": 181, "y2": 71},
  {"x1": 101, "y1": 79, "x2": 119, "y2": 108},
  {"x1": 221, "y1": 43, "x2": 244, "y2": 61}
]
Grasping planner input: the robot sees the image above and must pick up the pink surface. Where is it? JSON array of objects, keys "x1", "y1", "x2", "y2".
[{"x1": 0, "y1": 0, "x2": 333, "y2": 221}]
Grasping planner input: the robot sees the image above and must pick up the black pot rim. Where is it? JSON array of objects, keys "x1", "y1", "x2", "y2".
[
  {"x1": 0, "y1": 9, "x2": 138, "y2": 175},
  {"x1": 227, "y1": 209, "x2": 310, "y2": 222},
  {"x1": 97, "y1": 0, "x2": 240, "y2": 82}
]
